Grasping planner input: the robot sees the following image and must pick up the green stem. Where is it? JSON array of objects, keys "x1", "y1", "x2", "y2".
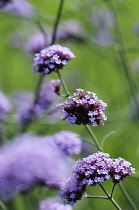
[
  {"x1": 119, "y1": 183, "x2": 137, "y2": 210},
  {"x1": 85, "y1": 125, "x2": 103, "y2": 151},
  {"x1": 85, "y1": 195, "x2": 108, "y2": 199},
  {"x1": 51, "y1": 0, "x2": 64, "y2": 45},
  {"x1": 0, "y1": 201, "x2": 8, "y2": 210},
  {"x1": 56, "y1": 70, "x2": 70, "y2": 96},
  {"x1": 99, "y1": 184, "x2": 122, "y2": 210},
  {"x1": 110, "y1": 184, "x2": 116, "y2": 198}
]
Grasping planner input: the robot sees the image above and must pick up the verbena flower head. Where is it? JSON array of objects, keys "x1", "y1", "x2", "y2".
[
  {"x1": 52, "y1": 130, "x2": 82, "y2": 155},
  {"x1": 57, "y1": 88, "x2": 107, "y2": 126},
  {"x1": 60, "y1": 151, "x2": 135, "y2": 206},
  {"x1": 0, "y1": 91, "x2": 12, "y2": 121},
  {"x1": 39, "y1": 196, "x2": 72, "y2": 210},
  {"x1": 0, "y1": 133, "x2": 73, "y2": 200},
  {"x1": 32, "y1": 44, "x2": 75, "y2": 74}
]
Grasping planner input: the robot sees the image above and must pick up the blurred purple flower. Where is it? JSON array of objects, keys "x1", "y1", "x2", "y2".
[
  {"x1": 60, "y1": 151, "x2": 135, "y2": 206},
  {"x1": 57, "y1": 19, "x2": 86, "y2": 43},
  {"x1": 90, "y1": 6, "x2": 115, "y2": 46},
  {"x1": 134, "y1": 57, "x2": 139, "y2": 72},
  {"x1": 3, "y1": 0, "x2": 34, "y2": 18},
  {"x1": 57, "y1": 88, "x2": 107, "y2": 126},
  {"x1": 0, "y1": 0, "x2": 10, "y2": 7},
  {"x1": 0, "y1": 91, "x2": 12, "y2": 121},
  {"x1": 0, "y1": 133, "x2": 73, "y2": 200},
  {"x1": 11, "y1": 91, "x2": 34, "y2": 124},
  {"x1": 32, "y1": 44, "x2": 75, "y2": 74},
  {"x1": 11, "y1": 80, "x2": 59, "y2": 124},
  {"x1": 24, "y1": 31, "x2": 49, "y2": 53},
  {"x1": 49, "y1": 130, "x2": 82, "y2": 156},
  {"x1": 133, "y1": 20, "x2": 139, "y2": 36},
  {"x1": 39, "y1": 196, "x2": 72, "y2": 210}
]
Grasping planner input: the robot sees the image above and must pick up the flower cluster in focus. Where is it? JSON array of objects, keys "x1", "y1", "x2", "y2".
[
  {"x1": 57, "y1": 88, "x2": 107, "y2": 126},
  {"x1": 60, "y1": 151, "x2": 135, "y2": 206},
  {"x1": 32, "y1": 44, "x2": 75, "y2": 74}
]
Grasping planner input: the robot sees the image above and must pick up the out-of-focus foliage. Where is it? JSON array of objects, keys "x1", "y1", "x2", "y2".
[{"x1": 1, "y1": 0, "x2": 139, "y2": 209}]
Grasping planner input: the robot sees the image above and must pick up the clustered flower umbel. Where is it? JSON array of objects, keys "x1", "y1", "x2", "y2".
[
  {"x1": 32, "y1": 44, "x2": 75, "y2": 74},
  {"x1": 57, "y1": 88, "x2": 107, "y2": 126},
  {"x1": 59, "y1": 151, "x2": 135, "y2": 206}
]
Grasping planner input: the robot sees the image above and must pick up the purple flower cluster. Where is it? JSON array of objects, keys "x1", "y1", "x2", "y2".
[
  {"x1": 0, "y1": 91, "x2": 12, "y2": 121},
  {"x1": 60, "y1": 151, "x2": 135, "y2": 206},
  {"x1": 0, "y1": 133, "x2": 73, "y2": 200},
  {"x1": 32, "y1": 44, "x2": 75, "y2": 74},
  {"x1": 39, "y1": 196, "x2": 72, "y2": 210},
  {"x1": 3, "y1": 0, "x2": 34, "y2": 18},
  {"x1": 57, "y1": 88, "x2": 107, "y2": 126},
  {"x1": 52, "y1": 130, "x2": 82, "y2": 155}
]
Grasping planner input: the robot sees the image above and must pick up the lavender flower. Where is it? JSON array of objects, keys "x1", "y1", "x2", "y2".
[
  {"x1": 11, "y1": 91, "x2": 34, "y2": 124},
  {"x1": 12, "y1": 80, "x2": 59, "y2": 124},
  {"x1": 52, "y1": 130, "x2": 82, "y2": 155},
  {"x1": 39, "y1": 196, "x2": 72, "y2": 210},
  {"x1": 24, "y1": 31, "x2": 48, "y2": 53},
  {"x1": 90, "y1": 6, "x2": 115, "y2": 46},
  {"x1": 110, "y1": 158, "x2": 135, "y2": 184},
  {"x1": 57, "y1": 19, "x2": 86, "y2": 43},
  {"x1": 3, "y1": 0, "x2": 34, "y2": 18},
  {"x1": 0, "y1": 91, "x2": 12, "y2": 121},
  {"x1": 57, "y1": 88, "x2": 107, "y2": 126},
  {"x1": 60, "y1": 151, "x2": 135, "y2": 206},
  {"x1": 32, "y1": 44, "x2": 75, "y2": 74},
  {"x1": 0, "y1": 133, "x2": 73, "y2": 200}
]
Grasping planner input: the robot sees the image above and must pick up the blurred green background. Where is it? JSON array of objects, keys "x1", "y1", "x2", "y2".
[{"x1": 1, "y1": 0, "x2": 139, "y2": 209}]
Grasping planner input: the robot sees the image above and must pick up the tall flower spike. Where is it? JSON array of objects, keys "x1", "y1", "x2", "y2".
[
  {"x1": 32, "y1": 44, "x2": 75, "y2": 74},
  {"x1": 60, "y1": 151, "x2": 135, "y2": 206},
  {"x1": 57, "y1": 89, "x2": 107, "y2": 126}
]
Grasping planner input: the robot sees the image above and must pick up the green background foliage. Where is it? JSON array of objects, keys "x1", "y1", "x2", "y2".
[{"x1": 1, "y1": 0, "x2": 139, "y2": 209}]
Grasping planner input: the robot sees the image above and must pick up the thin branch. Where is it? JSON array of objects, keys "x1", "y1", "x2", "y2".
[
  {"x1": 110, "y1": 184, "x2": 116, "y2": 198},
  {"x1": 56, "y1": 69, "x2": 70, "y2": 97},
  {"x1": 99, "y1": 183, "x2": 122, "y2": 210},
  {"x1": 85, "y1": 195, "x2": 108, "y2": 199},
  {"x1": 85, "y1": 125, "x2": 103, "y2": 151}
]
